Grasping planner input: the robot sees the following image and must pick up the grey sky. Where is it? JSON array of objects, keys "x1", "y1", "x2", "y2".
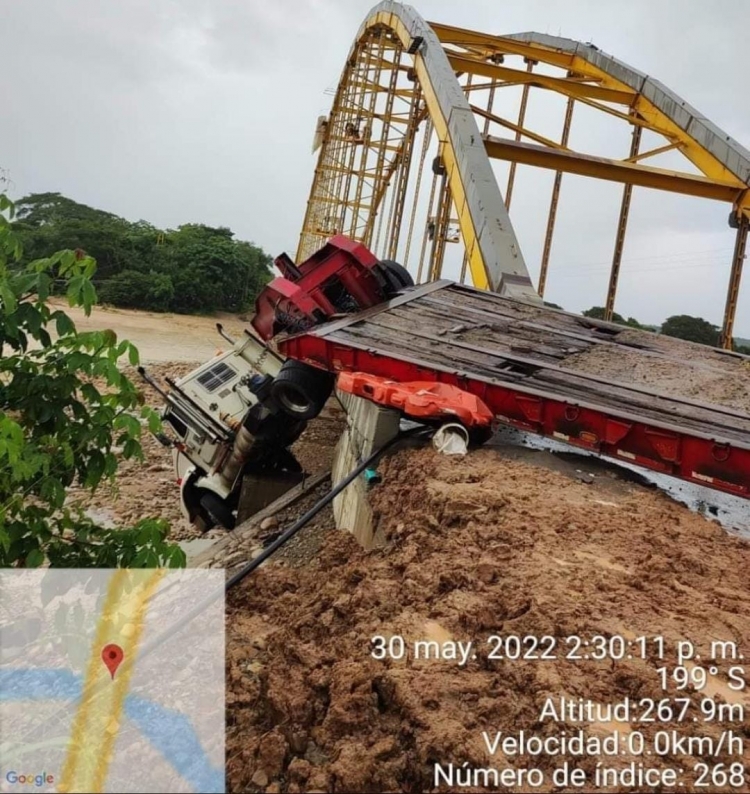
[{"x1": 3, "y1": 1, "x2": 749, "y2": 334}]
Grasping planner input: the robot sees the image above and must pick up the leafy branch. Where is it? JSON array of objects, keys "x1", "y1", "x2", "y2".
[{"x1": 0, "y1": 193, "x2": 185, "y2": 568}]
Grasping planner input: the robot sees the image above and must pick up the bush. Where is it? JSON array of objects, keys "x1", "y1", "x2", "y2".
[
  {"x1": 99, "y1": 269, "x2": 174, "y2": 311},
  {"x1": 0, "y1": 193, "x2": 185, "y2": 568}
]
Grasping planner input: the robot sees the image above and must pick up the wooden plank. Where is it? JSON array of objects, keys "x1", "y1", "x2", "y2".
[
  {"x1": 434, "y1": 285, "x2": 742, "y2": 377},
  {"x1": 330, "y1": 324, "x2": 750, "y2": 441}
]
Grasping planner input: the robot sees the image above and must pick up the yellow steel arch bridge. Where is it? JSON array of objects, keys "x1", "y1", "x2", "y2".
[{"x1": 298, "y1": 2, "x2": 750, "y2": 349}]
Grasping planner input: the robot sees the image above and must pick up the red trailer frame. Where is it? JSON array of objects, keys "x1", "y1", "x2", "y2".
[{"x1": 279, "y1": 281, "x2": 750, "y2": 500}]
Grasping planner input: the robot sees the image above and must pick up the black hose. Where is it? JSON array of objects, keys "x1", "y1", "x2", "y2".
[
  {"x1": 225, "y1": 424, "x2": 424, "y2": 590},
  {"x1": 139, "y1": 424, "x2": 426, "y2": 658}
]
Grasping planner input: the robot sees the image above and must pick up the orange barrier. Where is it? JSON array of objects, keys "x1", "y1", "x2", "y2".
[{"x1": 337, "y1": 372, "x2": 493, "y2": 428}]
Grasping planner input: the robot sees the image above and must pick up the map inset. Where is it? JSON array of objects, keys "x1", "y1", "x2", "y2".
[{"x1": 0, "y1": 570, "x2": 225, "y2": 793}]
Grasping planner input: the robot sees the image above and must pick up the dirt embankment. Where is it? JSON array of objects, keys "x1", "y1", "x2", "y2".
[
  {"x1": 48, "y1": 300, "x2": 750, "y2": 792},
  {"x1": 226, "y1": 446, "x2": 750, "y2": 793}
]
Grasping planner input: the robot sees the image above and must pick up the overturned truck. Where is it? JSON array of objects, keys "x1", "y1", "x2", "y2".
[
  {"x1": 143, "y1": 235, "x2": 750, "y2": 532},
  {"x1": 140, "y1": 236, "x2": 414, "y2": 531}
]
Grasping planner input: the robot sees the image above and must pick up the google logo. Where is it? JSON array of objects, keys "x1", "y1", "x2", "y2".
[{"x1": 5, "y1": 771, "x2": 54, "y2": 787}]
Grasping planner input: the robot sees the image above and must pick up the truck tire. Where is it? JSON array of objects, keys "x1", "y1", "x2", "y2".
[
  {"x1": 271, "y1": 360, "x2": 334, "y2": 420},
  {"x1": 379, "y1": 259, "x2": 414, "y2": 293},
  {"x1": 199, "y1": 491, "x2": 236, "y2": 530}
]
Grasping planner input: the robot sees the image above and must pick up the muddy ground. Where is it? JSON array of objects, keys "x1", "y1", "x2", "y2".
[
  {"x1": 57, "y1": 301, "x2": 750, "y2": 792},
  {"x1": 225, "y1": 445, "x2": 750, "y2": 793},
  {"x1": 63, "y1": 361, "x2": 200, "y2": 539}
]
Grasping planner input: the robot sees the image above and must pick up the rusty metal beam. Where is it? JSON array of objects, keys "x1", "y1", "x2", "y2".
[
  {"x1": 484, "y1": 136, "x2": 746, "y2": 202},
  {"x1": 605, "y1": 119, "x2": 643, "y2": 321},
  {"x1": 721, "y1": 217, "x2": 748, "y2": 349},
  {"x1": 538, "y1": 97, "x2": 575, "y2": 297},
  {"x1": 429, "y1": 165, "x2": 453, "y2": 281}
]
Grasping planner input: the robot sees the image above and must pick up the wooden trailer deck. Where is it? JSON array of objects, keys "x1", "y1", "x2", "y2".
[{"x1": 279, "y1": 280, "x2": 750, "y2": 498}]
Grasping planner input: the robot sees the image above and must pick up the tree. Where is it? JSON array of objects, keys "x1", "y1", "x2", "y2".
[
  {"x1": 99, "y1": 269, "x2": 174, "y2": 311},
  {"x1": 582, "y1": 306, "x2": 644, "y2": 329},
  {"x1": 583, "y1": 306, "x2": 626, "y2": 324},
  {"x1": 0, "y1": 194, "x2": 185, "y2": 568},
  {"x1": 11, "y1": 193, "x2": 273, "y2": 314},
  {"x1": 12, "y1": 193, "x2": 138, "y2": 283},
  {"x1": 157, "y1": 223, "x2": 272, "y2": 314},
  {"x1": 661, "y1": 315, "x2": 720, "y2": 346}
]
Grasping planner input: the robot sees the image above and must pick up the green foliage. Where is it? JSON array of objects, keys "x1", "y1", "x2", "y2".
[
  {"x1": 99, "y1": 269, "x2": 174, "y2": 311},
  {"x1": 12, "y1": 192, "x2": 272, "y2": 315},
  {"x1": 661, "y1": 314, "x2": 720, "y2": 346},
  {"x1": 0, "y1": 194, "x2": 185, "y2": 568},
  {"x1": 583, "y1": 306, "x2": 625, "y2": 323}
]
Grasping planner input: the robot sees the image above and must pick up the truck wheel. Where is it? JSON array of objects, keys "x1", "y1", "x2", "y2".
[
  {"x1": 271, "y1": 360, "x2": 334, "y2": 420},
  {"x1": 199, "y1": 491, "x2": 236, "y2": 530},
  {"x1": 379, "y1": 259, "x2": 414, "y2": 293}
]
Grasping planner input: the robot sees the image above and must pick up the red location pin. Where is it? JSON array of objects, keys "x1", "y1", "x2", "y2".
[{"x1": 102, "y1": 644, "x2": 124, "y2": 679}]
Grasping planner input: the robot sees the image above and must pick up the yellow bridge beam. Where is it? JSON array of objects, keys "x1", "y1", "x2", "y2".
[
  {"x1": 447, "y1": 54, "x2": 635, "y2": 105},
  {"x1": 484, "y1": 136, "x2": 747, "y2": 204}
]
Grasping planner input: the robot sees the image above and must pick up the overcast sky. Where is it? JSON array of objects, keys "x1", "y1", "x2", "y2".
[{"x1": 3, "y1": 0, "x2": 750, "y2": 335}]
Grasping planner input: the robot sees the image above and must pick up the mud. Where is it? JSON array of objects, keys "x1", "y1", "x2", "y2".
[
  {"x1": 50, "y1": 302, "x2": 750, "y2": 792},
  {"x1": 226, "y1": 446, "x2": 750, "y2": 793}
]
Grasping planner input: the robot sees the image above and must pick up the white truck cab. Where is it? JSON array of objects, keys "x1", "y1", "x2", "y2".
[{"x1": 141, "y1": 325, "x2": 331, "y2": 531}]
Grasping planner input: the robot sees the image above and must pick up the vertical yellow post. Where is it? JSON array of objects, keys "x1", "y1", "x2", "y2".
[{"x1": 505, "y1": 58, "x2": 536, "y2": 211}]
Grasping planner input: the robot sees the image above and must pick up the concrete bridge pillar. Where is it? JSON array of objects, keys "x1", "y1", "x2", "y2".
[{"x1": 331, "y1": 389, "x2": 400, "y2": 548}]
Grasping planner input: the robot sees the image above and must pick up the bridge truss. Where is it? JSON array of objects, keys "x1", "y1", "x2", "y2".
[{"x1": 298, "y1": 2, "x2": 750, "y2": 348}]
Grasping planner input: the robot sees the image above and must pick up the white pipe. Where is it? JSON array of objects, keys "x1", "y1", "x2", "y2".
[{"x1": 432, "y1": 422, "x2": 470, "y2": 455}]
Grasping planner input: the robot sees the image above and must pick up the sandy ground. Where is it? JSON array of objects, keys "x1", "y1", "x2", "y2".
[{"x1": 50, "y1": 298, "x2": 249, "y2": 363}]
